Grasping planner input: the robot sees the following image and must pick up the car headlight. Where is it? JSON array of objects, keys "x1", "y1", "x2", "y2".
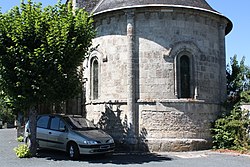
[
  {"x1": 107, "y1": 138, "x2": 114, "y2": 144},
  {"x1": 83, "y1": 140, "x2": 98, "y2": 145}
]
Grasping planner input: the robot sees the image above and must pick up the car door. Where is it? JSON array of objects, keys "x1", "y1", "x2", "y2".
[
  {"x1": 36, "y1": 115, "x2": 50, "y2": 148},
  {"x1": 47, "y1": 116, "x2": 68, "y2": 151}
]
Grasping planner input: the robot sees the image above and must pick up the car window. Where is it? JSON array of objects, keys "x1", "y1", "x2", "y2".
[
  {"x1": 64, "y1": 116, "x2": 97, "y2": 130},
  {"x1": 50, "y1": 117, "x2": 60, "y2": 130},
  {"x1": 59, "y1": 120, "x2": 66, "y2": 130},
  {"x1": 37, "y1": 116, "x2": 50, "y2": 129},
  {"x1": 50, "y1": 117, "x2": 66, "y2": 131}
]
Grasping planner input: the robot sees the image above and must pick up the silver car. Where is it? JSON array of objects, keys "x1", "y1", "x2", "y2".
[{"x1": 24, "y1": 114, "x2": 115, "y2": 159}]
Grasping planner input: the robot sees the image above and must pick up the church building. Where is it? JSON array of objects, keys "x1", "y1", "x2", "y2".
[{"x1": 71, "y1": 0, "x2": 232, "y2": 151}]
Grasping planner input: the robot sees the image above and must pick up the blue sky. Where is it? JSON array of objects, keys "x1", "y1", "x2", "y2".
[
  {"x1": 0, "y1": 0, "x2": 66, "y2": 11},
  {"x1": 207, "y1": 0, "x2": 250, "y2": 66},
  {"x1": 0, "y1": 0, "x2": 249, "y2": 66}
]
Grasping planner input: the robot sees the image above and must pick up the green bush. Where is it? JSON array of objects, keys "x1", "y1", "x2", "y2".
[
  {"x1": 13, "y1": 144, "x2": 32, "y2": 158},
  {"x1": 212, "y1": 105, "x2": 250, "y2": 150},
  {"x1": 17, "y1": 136, "x2": 24, "y2": 142},
  {"x1": 0, "y1": 109, "x2": 15, "y2": 124}
]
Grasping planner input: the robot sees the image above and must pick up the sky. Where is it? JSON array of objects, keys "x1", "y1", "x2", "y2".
[
  {"x1": 0, "y1": 0, "x2": 249, "y2": 66},
  {"x1": 207, "y1": 0, "x2": 250, "y2": 66}
]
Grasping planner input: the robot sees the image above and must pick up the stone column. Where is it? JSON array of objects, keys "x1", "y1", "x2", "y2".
[
  {"x1": 218, "y1": 21, "x2": 227, "y2": 103},
  {"x1": 126, "y1": 10, "x2": 137, "y2": 145},
  {"x1": 72, "y1": 0, "x2": 78, "y2": 10}
]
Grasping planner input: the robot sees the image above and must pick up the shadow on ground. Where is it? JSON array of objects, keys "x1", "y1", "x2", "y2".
[{"x1": 36, "y1": 149, "x2": 172, "y2": 165}]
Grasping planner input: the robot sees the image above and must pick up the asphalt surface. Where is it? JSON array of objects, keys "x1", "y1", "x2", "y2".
[{"x1": 1, "y1": 128, "x2": 250, "y2": 167}]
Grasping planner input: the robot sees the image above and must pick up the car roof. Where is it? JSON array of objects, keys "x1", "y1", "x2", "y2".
[{"x1": 38, "y1": 114, "x2": 85, "y2": 119}]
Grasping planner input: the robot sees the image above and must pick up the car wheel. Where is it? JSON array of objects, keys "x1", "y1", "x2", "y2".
[
  {"x1": 25, "y1": 137, "x2": 39, "y2": 150},
  {"x1": 67, "y1": 142, "x2": 80, "y2": 160},
  {"x1": 25, "y1": 137, "x2": 31, "y2": 148}
]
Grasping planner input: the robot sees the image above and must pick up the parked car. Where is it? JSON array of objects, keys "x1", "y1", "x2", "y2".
[{"x1": 24, "y1": 114, "x2": 115, "y2": 159}]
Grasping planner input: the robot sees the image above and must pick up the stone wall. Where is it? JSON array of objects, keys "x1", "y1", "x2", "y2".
[
  {"x1": 135, "y1": 7, "x2": 224, "y2": 103},
  {"x1": 139, "y1": 100, "x2": 220, "y2": 151},
  {"x1": 86, "y1": 7, "x2": 226, "y2": 103},
  {"x1": 86, "y1": 102, "x2": 130, "y2": 143},
  {"x1": 85, "y1": 12, "x2": 128, "y2": 103},
  {"x1": 84, "y1": 7, "x2": 229, "y2": 151}
]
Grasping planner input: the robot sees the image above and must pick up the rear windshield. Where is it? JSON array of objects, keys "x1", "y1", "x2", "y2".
[{"x1": 64, "y1": 116, "x2": 97, "y2": 130}]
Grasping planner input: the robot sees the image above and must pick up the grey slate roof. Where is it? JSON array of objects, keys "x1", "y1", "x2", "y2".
[
  {"x1": 92, "y1": 0, "x2": 218, "y2": 14},
  {"x1": 91, "y1": 0, "x2": 232, "y2": 34}
]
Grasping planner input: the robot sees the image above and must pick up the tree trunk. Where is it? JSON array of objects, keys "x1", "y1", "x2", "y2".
[{"x1": 29, "y1": 106, "x2": 38, "y2": 157}]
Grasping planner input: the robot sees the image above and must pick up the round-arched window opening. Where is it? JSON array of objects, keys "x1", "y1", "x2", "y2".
[
  {"x1": 180, "y1": 55, "x2": 191, "y2": 98},
  {"x1": 91, "y1": 59, "x2": 99, "y2": 100}
]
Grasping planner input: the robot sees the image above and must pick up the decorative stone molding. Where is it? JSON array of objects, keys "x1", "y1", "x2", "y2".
[
  {"x1": 86, "y1": 99, "x2": 127, "y2": 105},
  {"x1": 194, "y1": 14, "x2": 200, "y2": 23},
  {"x1": 107, "y1": 16, "x2": 111, "y2": 24},
  {"x1": 137, "y1": 98, "x2": 205, "y2": 104},
  {"x1": 89, "y1": 49, "x2": 107, "y2": 63},
  {"x1": 169, "y1": 41, "x2": 202, "y2": 99},
  {"x1": 171, "y1": 12, "x2": 177, "y2": 20},
  {"x1": 144, "y1": 11, "x2": 151, "y2": 19},
  {"x1": 158, "y1": 12, "x2": 164, "y2": 19},
  {"x1": 169, "y1": 41, "x2": 202, "y2": 58}
]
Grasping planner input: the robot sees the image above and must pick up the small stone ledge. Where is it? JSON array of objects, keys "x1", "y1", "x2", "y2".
[
  {"x1": 86, "y1": 99, "x2": 127, "y2": 105},
  {"x1": 86, "y1": 99, "x2": 221, "y2": 105},
  {"x1": 145, "y1": 138, "x2": 212, "y2": 152},
  {"x1": 137, "y1": 99, "x2": 206, "y2": 103}
]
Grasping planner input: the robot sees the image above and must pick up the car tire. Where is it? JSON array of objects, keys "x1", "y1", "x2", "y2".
[
  {"x1": 25, "y1": 137, "x2": 31, "y2": 148},
  {"x1": 67, "y1": 142, "x2": 80, "y2": 160}
]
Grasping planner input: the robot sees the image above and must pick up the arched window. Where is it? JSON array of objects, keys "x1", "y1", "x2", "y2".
[
  {"x1": 91, "y1": 59, "x2": 99, "y2": 100},
  {"x1": 171, "y1": 42, "x2": 199, "y2": 99},
  {"x1": 180, "y1": 55, "x2": 191, "y2": 98}
]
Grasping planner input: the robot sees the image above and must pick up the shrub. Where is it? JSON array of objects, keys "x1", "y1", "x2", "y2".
[
  {"x1": 13, "y1": 144, "x2": 32, "y2": 158},
  {"x1": 212, "y1": 105, "x2": 250, "y2": 150},
  {"x1": 0, "y1": 108, "x2": 15, "y2": 124},
  {"x1": 17, "y1": 136, "x2": 24, "y2": 142}
]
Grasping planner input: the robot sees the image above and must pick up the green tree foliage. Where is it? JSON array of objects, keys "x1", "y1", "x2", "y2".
[
  {"x1": 226, "y1": 55, "x2": 250, "y2": 108},
  {"x1": 212, "y1": 55, "x2": 250, "y2": 150},
  {"x1": 212, "y1": 104, "x2": 250, "y2": 150},
  {"x1": 0, "y1": 97, "x2": 15, "y2": 124},
  {"x1": 0, "y1": 0, "x2": 95, "y2": 156}
]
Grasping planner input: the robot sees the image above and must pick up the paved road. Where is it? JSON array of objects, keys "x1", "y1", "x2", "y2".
[{"x1": 1, "y1": 128, "x2": 250, "y2": 167}]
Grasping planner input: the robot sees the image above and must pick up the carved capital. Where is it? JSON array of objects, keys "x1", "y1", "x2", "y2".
[
  {"x1": 127, "y1": 23, "x2": 133, "y2": 36},
  {"x1": 126, "y1": 10, "x2": 135, "y2": 36}
]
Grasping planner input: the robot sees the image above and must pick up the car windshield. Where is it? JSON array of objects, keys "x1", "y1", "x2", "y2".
[{"x1": 64, "y1": 116, "x2": 97, "y2": 130}]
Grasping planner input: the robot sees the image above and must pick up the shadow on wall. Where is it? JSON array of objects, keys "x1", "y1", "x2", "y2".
[{"x1": 97, "y1": 104, "x2": 149, "y2": 152}]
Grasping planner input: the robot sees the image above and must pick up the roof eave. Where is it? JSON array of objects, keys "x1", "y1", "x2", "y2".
[{"x1": 92, "y1": 4, "x2": 232, "y2": 35}]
